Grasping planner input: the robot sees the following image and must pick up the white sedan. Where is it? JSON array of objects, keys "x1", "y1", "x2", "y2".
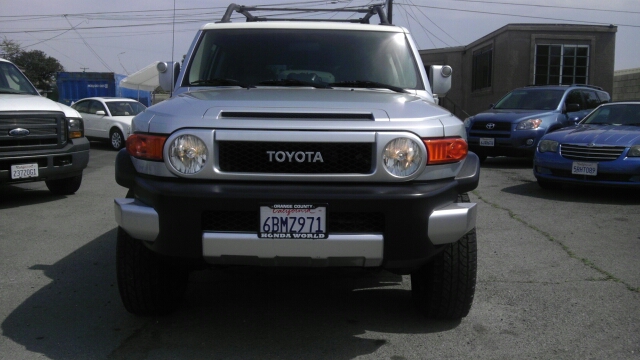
[{"x1": 72, "y1": 97, "x2": 146, "y2": 150}]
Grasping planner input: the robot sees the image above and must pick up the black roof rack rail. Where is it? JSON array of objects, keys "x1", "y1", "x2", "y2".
[
  {"x1": 218, "y1": 3, "x2": 391, "y2": 25},
  {"x1": 524, "y1": 84, "x2": 604, "y2": 90},
  {"x1": 570, "y1": 84, "x2": 604, "y2": 90}
]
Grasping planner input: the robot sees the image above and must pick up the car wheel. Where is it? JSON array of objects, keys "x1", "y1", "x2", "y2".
[
  {"x1": 45, "y1": 174, "x2": 82, "y2": 195},
  {"x1": 411, "y1": 193, "x2": 477, "y2": 320},
  {"x1": 110, "y1": 129, "x2": 125, "y2": 150},
  {"x1": 116, "y1": 227, "x2": 189, "y2": 316}
]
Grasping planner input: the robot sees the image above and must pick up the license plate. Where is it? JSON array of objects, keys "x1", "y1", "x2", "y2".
[
  {"x1": 572, "y1": 161, "x2": 597, "y2": 176},
  {"x1": 479, "y1": 138, "x2": 495, "y2": 146},
  {"x1": 260, "y1": 204, "x2": 327, "y2": 239},
  {"x1": 11, "y1": 163, "x2": 39, "y2": 179}
]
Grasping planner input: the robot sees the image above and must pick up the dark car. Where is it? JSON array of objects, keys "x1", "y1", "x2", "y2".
[
  {"x1": 464, "y1": 85, "x2": 610, "y2": 162},
  {"x1": 533, "y1": 101, "x2": 640, "y2": 189}
]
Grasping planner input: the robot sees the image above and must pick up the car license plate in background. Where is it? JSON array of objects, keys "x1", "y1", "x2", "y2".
[
  {"x1": 479, "y1": 138, "x2": 495, "y2": 146},
  {"x1": 11, "y1": 163, "x2": 38, "y2": 179},
  {"x1": 572, "y1": 162, "x2": 598, "y2": 176},
  {"x1": 260, "y1": 204, "x2": 326, "y2": 239}
]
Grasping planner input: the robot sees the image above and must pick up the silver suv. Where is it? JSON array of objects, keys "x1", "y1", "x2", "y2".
[{"x1": 114, "y1": 4, "x2": 480, "y2": 320}]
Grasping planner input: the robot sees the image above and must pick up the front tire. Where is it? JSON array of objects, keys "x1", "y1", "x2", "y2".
[
  {"x1": 45, "y1": 174, "x2": 82, "y2": 195},
  {"x1": 110, "y1": 129, "x2": 125, "y2": 150},
  {"x1": 116, "y1": 227, "x2": 189, "y2": 316},
  {"x1": 411, "y1": 193, "x2": 477, "y2": 320}
]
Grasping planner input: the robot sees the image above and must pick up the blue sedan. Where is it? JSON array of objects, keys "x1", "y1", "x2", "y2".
[{"x1": 534, "y1": 102, "x2": 640, "y2": 189}]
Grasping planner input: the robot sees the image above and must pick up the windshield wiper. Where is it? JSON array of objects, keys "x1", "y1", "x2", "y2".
[
  {"x1": 257, "y1": 79, "x2": 331, "y2": 89},
  {"x1": 190, "y1": 78, "x2": 253, "y2": 89},
  {"x1": 330, "y1": 80, "x2": 408, "y2": 94}
]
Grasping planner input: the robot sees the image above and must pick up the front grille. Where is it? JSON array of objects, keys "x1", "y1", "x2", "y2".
[
  {"x1": 0, "y1": 112, "x2": 65, "y2": 150},
  {"x1": 560, "y1": 144, "x2": 625, "y2": 161},
  {"x1": 202, "y1": 211, "x2": 384, "y2": 233},
  {"x1": 471, "y1": 121, "x2": 512, "y2": 131},
  {"x1": 218, "y1": 141, "x2": 373, "y2": 174}
]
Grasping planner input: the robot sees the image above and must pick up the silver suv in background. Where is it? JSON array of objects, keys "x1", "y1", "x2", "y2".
[
  {"x1": 114, "y1": 4, "x2": 480, "y2": 320},
  {"x1": 0, "y1": 58, "x2": 89, "y2": 195}
]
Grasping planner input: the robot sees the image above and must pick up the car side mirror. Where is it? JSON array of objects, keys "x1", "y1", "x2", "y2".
[
  {"x1": 158, "y1": 61, "x2": 181, "y2": 92},
  {"x1": 428, "y1": 65, "x2": 452, "y2": 96},
  {"x1": 565, "y1": 103, "x2": 580, "y2": 113},
  {"x1": 95, "y1": 110, "x2": 106, "y2": 116},
  {"x1": 489, "y1": 103, "x2": 495, "y2": 109}
]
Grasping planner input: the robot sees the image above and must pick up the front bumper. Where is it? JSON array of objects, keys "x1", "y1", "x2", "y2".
[
  {"x1": 114, "y1": 151, "x2": 480, "y2": 271},
  {"x1": 468, "y1": 129, "x2": 545, "y2": 157},
  {"x1": 0, "y1": 138, "x2": 90, "y2": 183}
]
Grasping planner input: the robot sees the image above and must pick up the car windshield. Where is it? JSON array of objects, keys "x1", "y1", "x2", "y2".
[
  {"x1": 186, "y1": 29, "x2": 422, "y2": 90},
  {"x1": 581, "y1": 104, "x2": 640, "y2": 126},
  {"x1": 493, "y1": 89, "x2": 565, "y2": 110},
  {"x1": 0, "y1": 61, "x2": 39, "y2": 95},
  {"x1": 106, "y1": 101, "x2": 146, "y2": 116}
]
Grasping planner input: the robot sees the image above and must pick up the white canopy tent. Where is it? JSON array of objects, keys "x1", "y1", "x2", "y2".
[{"x1": 119, "y1": 61, "x2": 160, "y2": 92}]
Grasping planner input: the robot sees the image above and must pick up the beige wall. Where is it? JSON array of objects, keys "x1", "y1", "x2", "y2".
[{"x1": 613, "y1": 68, "x2": 640, "y2": 101}]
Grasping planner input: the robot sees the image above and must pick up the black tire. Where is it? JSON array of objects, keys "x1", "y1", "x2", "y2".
[
  {"x1": 116, "y1": 227, "x2": 189, "y2": 316},
  {"x1": 411, "y1": 193, "x2": 477, "y2": 320},
  {"x1": 110, "y1": 128, "x2": 125, "y2": 150},
  {"x1": 45, "y1": 174, "x2": 82, "y2": 195}
]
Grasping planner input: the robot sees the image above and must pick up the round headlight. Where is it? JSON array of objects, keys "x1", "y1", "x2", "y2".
[
  {"x1": 168, "y1": 135, "x2": 207, "y2": 174},
  {"x1": 383, "y1": 138, "x2": 423, "y2": 177},
  {"x1": 538, "y1": 139, "x2": 558, "y2": 153}
]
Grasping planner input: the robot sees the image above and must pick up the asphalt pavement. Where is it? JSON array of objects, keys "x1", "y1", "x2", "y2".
[{"x1": 1, "y1": 144, "x2": 639, "y2": 359}]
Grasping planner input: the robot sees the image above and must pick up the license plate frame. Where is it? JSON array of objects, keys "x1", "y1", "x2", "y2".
[
  {"x1": 572, "y1": 161, "x2": 598, "y2": 176},
  {"x1": 259, "y1": 204, "x2": 327, "y2": 239},
  {"x1": 479, "y1": 138, "x2": 495, "y2": 147},
  {"x1": 11, "y1": 163, "x2": 39, "y2": 179}
]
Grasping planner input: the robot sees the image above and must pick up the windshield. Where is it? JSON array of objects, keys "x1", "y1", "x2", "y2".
[
  {"x1": 106, "y1": 101, "x2": 146, "y2": 116},
  {"x1": 581, "y1": 104, "x2": 640, "y2": 126},
  {"x1": 0, "y1": 61, "x2": 39, "y2": 95},
  {"x1": 494, "y1": 89, "x2": 564, "y2": 110},
  {"x1": 186, "y1": 29, "x2": 422, "y2": 90}
]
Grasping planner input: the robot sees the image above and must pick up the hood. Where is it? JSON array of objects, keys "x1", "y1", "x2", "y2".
[
  {"x1": 139, "y1": 88, "x2": 454, "y2": 133},
  {"x1": 472, "y1": 109, "x2": 557, "y2": 123},
  {"x1": 544, "y1": 124, "x2": 640, "y2": 147},
  {"x1": 0, "y1": 93, "x2": 80, "y2": 118}
]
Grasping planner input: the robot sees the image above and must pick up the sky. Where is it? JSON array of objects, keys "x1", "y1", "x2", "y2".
[{"x1": 2, "y1": 0, "x2": 639, "y2": 76}]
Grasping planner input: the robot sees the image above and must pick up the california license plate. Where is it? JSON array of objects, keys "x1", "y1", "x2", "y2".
[
  {"x1": 572, "y1": 161, "x2": 598, "y2": 176},
  {"x1": 11, "y1": 163, "x2": 38, "y2": 179},
  {"x1": 260, "y1": 204, "x2": 327, "y2": 239},
  {"x1": 479, "y1": 138, "x2": 495, "y2": 146}
]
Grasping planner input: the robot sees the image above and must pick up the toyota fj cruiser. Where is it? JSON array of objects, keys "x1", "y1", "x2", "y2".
[
  {"x1": 0, "y1": 58, "x2": 89, "y2": 195},
  {"x1": 114, "y1": 3, "x2": 480, "y2": 320}
]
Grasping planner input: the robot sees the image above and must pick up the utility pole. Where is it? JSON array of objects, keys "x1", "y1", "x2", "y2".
[{"x1": 80, "y1": 67, "x2": 89, "y2": 72}]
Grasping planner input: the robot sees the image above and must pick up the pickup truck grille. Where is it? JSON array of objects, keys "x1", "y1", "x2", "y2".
[
  {"x1": 0, "y1": 112, "x2": 65, "y2": 151},
  {"x1": 218, "y1": 141, "x2": 373, "y2": 174},
  {"x1": 560, "y1": 144, "x2": 625, "y2": 161}
]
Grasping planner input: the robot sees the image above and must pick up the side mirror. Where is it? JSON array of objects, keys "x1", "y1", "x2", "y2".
[
  {"x1": 428, "y1": 65, "x2": 452, "y2": 96},
  {"x1": 489, "y1": 103, "x2": 495, "y2": 109},
  {"x1": 157, "y1": 61, "x2": 181, "y2": 92},
  {"x1": 95, "y1": 110, "x2": 106, "y2": 116},
  {"x1": 565, "y1": 103, "x2": 580, "y2": 113}
]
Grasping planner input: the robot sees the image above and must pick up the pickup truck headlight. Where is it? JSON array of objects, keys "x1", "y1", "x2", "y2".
[
  {"x1": 67, "y1": 118, "x2": 84, "y2": 139},
  {"x1": 516, "y1": 118, "x2": 542, "y2": 130},
  {"x1": 538, "y1": 139, "x2": 559, "y2": 153},
  {"x1": 383, "y1": 138, "x2": 422, "y2": 177},
  {"x1": 629, "y1": 145, "x2": 640, "y2": 157},
  {"x1": 168, "y1": 134, "x2": 208, "y2": 174}
]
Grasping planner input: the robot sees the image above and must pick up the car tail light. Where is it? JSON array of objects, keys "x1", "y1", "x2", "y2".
[
  {"x1": 126, "y1": 134, "x2": 167, "y2": 161},
  {"x1": 423, "y1": 137, "x2": 468, "y2": 164}
]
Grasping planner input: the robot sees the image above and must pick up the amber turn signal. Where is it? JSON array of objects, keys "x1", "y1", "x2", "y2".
[
  {"x1": 423, "y1": 137, "x2": 468, "y2": 164},
  {"x1": 126, "y1": 134, "x2": 167, "y2": 161}
]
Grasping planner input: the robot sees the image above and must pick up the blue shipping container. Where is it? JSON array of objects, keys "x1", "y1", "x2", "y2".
[{"x1": 56, "y1": 72, "x2": 152, "y2": 106}]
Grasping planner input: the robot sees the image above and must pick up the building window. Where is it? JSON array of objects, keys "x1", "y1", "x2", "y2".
[
  {"x1": 472, "y1": 45, "x2": 492, "y2": 91},
  {"x1": 535, "y1": 44, "x2": 589, "y2": 85}
]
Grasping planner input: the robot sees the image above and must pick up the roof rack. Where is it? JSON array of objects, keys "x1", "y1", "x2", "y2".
[{"x1": 218, "y1": 3, "x2": 391, "y2": 25}]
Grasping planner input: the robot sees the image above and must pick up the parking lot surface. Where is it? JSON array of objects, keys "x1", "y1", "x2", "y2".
[{"x1": 1, "y1": 144, "x2": 639, "y2": 359}]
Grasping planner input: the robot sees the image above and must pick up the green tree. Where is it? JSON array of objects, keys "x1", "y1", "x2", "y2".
[{"x1": 1, "y1": 38, "x2": 64, "y2": 92}]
